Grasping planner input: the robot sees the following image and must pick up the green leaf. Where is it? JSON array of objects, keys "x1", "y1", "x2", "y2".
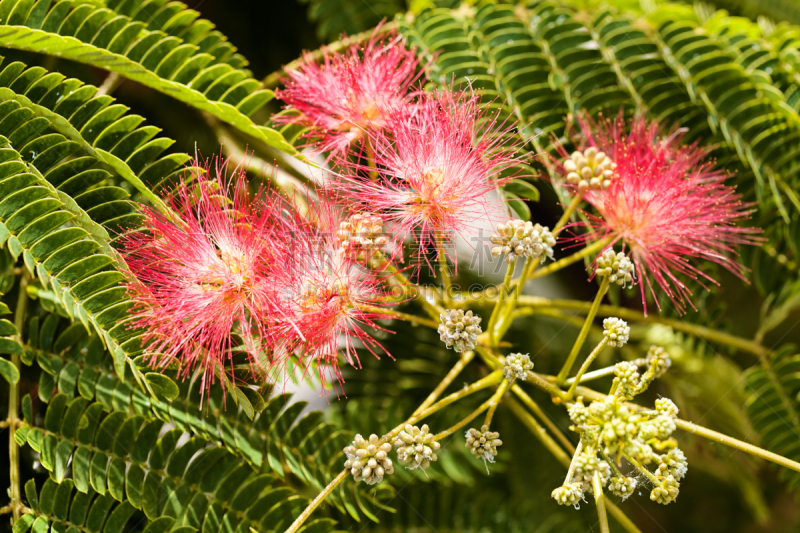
[
  {"x1": 502, "y1": 179, "x2": 540, "y2": 202},
  {"x1": 0, "y1": 356, "x2": 19, "y2": 382},
  {"x1": 144, "y1": 372, "x2": 179, "y2": 401}
]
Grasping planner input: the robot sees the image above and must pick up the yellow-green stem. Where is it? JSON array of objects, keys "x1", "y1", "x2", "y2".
[
  {"x1": 565, "y1": 364, "x2": 616, "y2": 385},
  {"x1": 483, "y1": 380, "x2": 509, "y2": 426},
  {"x1": 530, "y1": 238, "x2": 609, "y2": 281},
  {"x1": 435, "y1": 380, "x2": 508, "y2": 440},
  {"x1": 487, "y1": 262, "x2": 516, "y2": 346},
  {"x1": 557, "y1": 278, "x2": 610, "y2": 385},
  {"x1": 553, "y1": 194, "x2": 583, "y2": 235},
  {"x1": 390, "y1": 370, "x2": 504, "y2": 439},
  {"x1": 517, "y1": 295, "x2": 767, "y2": 358},
  {"x1": 283, "y1": 469, "x2": 349, "y2": 533},
  {"x1": 412, "y1": 350, "x2": 475, "y2": 417},
  {"x1": 622, "y1": 452, "x2": 661, "y2": 485},
  {"x1": 593, "y1": 470, "x2": 610, "y2": 533},
  {"x1": 510, "y1": 384, "x2": 575, "y2": 451},
  {"x1": 564, "y1": 440, "x2": 584, "y2": 484},
  {"x1": 565, "y1": 338, "x2": 609, "y2": 400},
  {"x1": 356, "y1": 304, "x2": 439, "y2": 329},
  {"x1": 9, "y1": 273, "x2": 28, "y2": 521},
  {"x1": 363, "y1": 136, "x2": 379, "y2": 181},
  {"x1": 506, "y1": 396, "x2": 572, "y2": 465}
]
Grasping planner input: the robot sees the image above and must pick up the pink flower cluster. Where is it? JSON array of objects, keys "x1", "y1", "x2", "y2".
[
  {"x1": 122, "y1": 160, "x2": 389, "y2": 396},
  {"x1": 558, "y1": 112, "x2": 761, "y2": 313}
]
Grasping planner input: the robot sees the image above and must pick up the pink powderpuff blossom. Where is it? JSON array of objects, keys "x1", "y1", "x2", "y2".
[
  {"x1": 267, "y1": 190, "x2": 393, "y2": 393},
  {"x1": 275, "y1": 25, "x2": 421, "y2": 157},
  {"x1": 561, "y1": 112, "x2": 761, "y2": 313},
  {"x1": 121, "y1": 158, "x2": 283, "y2": 395},
  {"x1": 335, "y1": 88, "x2": 525, "y2": 271}
]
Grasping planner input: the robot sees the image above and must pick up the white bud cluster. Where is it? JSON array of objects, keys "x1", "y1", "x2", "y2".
[
  {"x1": 393, "y1": 424, "x2": 441, "y2": 471},
  {"x1": 465, "y1": 425, "x2": 502, "y2": 462},
  {"x1": 571, "y1": 452, "x2": 611, "y2": 494},
  {"x1": 608, "y1": 476, "x2": 637, "y2": 499},
  {"x1": 438, "y1": 309, "x2": 482, "y2": 353},
  {"x1": 614, "y1": 361, "x2": 640, "y2": 399},
  {"x1": 337, "y1": 213, "x2": 387, "y2": 259},
  {"x1": 596, "y1": 249, "x2": 634, "y2": 288},
  {"x1": 503, "y1": 352, "x2": 533, "y2": 383},
  {"x1": 490, "y1": 220, "x2": 556, "y2": 264},
  {"x1": 563, "y1": 147, "x2": 617, "y2": 191},
  {"x1": 603, "y1": 317, "x2": 630, "y2": 347},
  {"x1": 343, "y1": 434, "x2": 394, "y2": 485},
  {"x1": 551, "y1": 482, "x2": 584, "y2": 506},
  {"x1": 664, "y1": 448, "x2": 688, "y2": 480}
]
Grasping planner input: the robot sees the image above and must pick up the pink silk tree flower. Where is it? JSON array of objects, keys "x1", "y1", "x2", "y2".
[
  {"x1": 267, "y1": 191, "x2": 393, "y2": 392},
  {"x1": 564, "y1": 112, "x2": 761, "y2": 313},
  {"x1": 275, "y1": 26, "x2": 421, "y2": 157},
  {"x1": 335, "y1": 89, "x2": 524, "y2": 271},
  {"x1": 121, "y1": 158, "x2": 283, "y2": 395}
]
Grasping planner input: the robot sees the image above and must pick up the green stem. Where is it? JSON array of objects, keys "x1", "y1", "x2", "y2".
[
  {"x1": 363, "y1": 135, "x2": 379, "y2": 181},
  {"x1": 391, "y1": 370, "x2": 504, "y2": 438},
  {"x1": 517, "y1": 295, "x2": 767, "y2": 358},
  {"x1": 505, "y1": 396, "x2": 572, "y2": 465},
  {"x1": 593, "y1": 470, "x2": 610, "y2": 533},
  {"x1": 553, "y1": 194, "x2": 583, "y2": 235},
  {"x1": 622, "y1": 452, "x2": 661, "y2": 485},
  {"x1": 565, "y1": 364, "x2": 617, "y2": 385},
  {"x1": 435, "y1": 380, "x2": 508, "y2": 440},
  {"x1": 283, "y1": 469, "x2": 349, "y2": 533},
  {"x1": 483, "y1": 380, "x2": 509, "y2": 427},
  {"x1": 9, "y1": 272, "x2": 28, "y2": 521},
  {"x1": 565, "y1": 338, "x2": 608, "y2": 400},
  {"x1": 412, "y1": 350, "x2": 475, "y2": 417},
  {"x1": 564, "y1": 440, "x2": 584, "y2": 484},
  {"x1": 557, "y1": 278, "x2": 610, "y2": 385},
  {"x1": 530, "y1": 238, "x2": 609, "y2": 281},
  {"x1": 510, "y1": 384, "x2": 575, "y2": 451},
  {"x1": 355, "y1": 304, "x2": 439, "y2": 329},
  {"x1": 487, "y1": 262, "x2": 516, "y2": 347}
]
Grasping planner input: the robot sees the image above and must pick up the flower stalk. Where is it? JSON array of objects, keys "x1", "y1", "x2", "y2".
[
  {"x1": 8, "y1": 272, "x2": 28, "y2": 521},
  {"x1": 557, "y1": 277, "x2": 611, "y2": 385},
  {"x1": 565, "y1": 337, "x2": 608, "y2": 400}
]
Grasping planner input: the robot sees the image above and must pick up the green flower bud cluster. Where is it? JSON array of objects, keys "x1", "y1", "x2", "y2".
[
  {"x1": 608, "y1": 476, "x2": 637, "y2": 499},
  {"x1": 503, "y1": 352, "x2": 533, "y2": 383},
  {"x1": 465, "y1": 425, "x2": 502, "y2": 462},
  {"x1": 563, "y1": 147, "x2": 617, "y2": 192},
  {"x1": 596, "y1": 249, "x2": 635, "y2": 288},
  {"x1": 393, "y1": 424, "x2": 441, "y2": 471},
  {"x1": 438, "y1": 309, "x2": 482, "y2": 353},
  {"x1": 343, "y1": 434, "x2": 394, "y2": 485},
  {"x1": 615, "y1": 345, "x2": 672, "y2": 401},
  {"x1": 564, "y1": 390, "x2": 686, "y2": 505},
  {"x1": 551, "y1": 482, "x2": 584, "y2": 506},
  {"x1": 490, "y1": 220, "x2": 556, "y2": 263}
]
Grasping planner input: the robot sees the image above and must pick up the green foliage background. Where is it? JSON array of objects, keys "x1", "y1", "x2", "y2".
[{"x1": 0, "y1": 0, "x2": 799, "y2": 532}]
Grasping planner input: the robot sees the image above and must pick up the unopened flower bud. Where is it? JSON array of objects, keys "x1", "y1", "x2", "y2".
[
  {"x1": 603, "y1": 317, "x2": 630, "y2": 347},
  {"x1": 490, "y1": 219, "x2": 556, "y2": 263},
  {"x1": 438, "y1": 309, "x2": 482, "y2": 353},
  {"x1": 503, "y1": 352, "x2": 533, "y2": 383},
  {"x1": 393, "y1": 424, "x2": 440, "y2": 471},
  {"x1": 343, "y1": 434, "x2": 394, "y2": 485},
  {"x1": 465, "y1": 425, "x2": 502, "y2": 462},
  {"x1": 596, "y1": 249, "x2": 635, "y2": 288}
]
